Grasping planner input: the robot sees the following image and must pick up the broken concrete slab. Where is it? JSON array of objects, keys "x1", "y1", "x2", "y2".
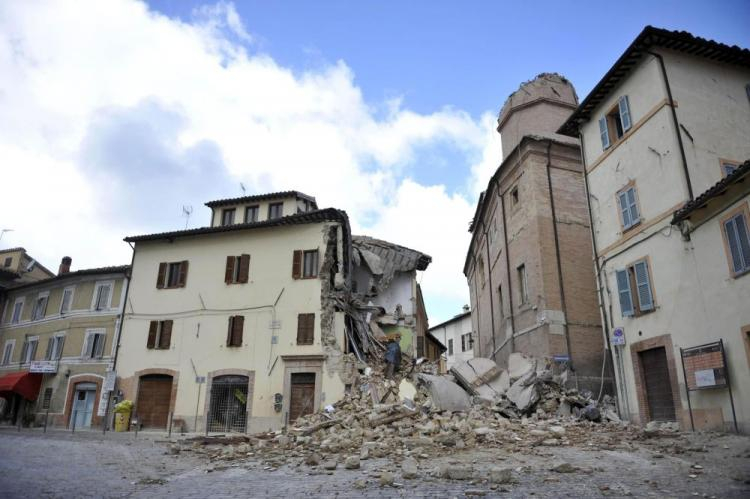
[
  {"x1": 506, "y1": 371, "x2": 539, "y2": 412},
  {"x1": 416, "y1": 374, "x2": 471, "y2": 412},
  {"x1": 508, "y1": 352, "x2": 536, "y2": 381},
  {"x1": 450, "y1": 358, "x2": 509, "y2": 400}
]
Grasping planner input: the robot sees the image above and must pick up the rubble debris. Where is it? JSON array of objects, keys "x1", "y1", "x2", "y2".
[{"x1": 417, "y1": 374, "x2": 471, "y2": 412}]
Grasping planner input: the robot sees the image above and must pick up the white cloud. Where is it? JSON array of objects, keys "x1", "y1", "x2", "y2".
[{"x1": 0, "y1": 0, "x2": 501, "y2": 323}]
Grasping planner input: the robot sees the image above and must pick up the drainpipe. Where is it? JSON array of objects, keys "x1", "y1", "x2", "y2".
[
  {"x1": 480, "y1": 219, "x2": 498, "y2": 359},
  {"x1": 647, "y1": 50, "x2": 694, "y2": 201},
  {"x1": 544, "y1": 140, "x2": 574, "y2": 373},
  {"x1": 111, "y1": 243, "x2": 135, "y2": 375}
]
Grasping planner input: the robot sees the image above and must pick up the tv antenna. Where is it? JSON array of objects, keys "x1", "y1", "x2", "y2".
[
  {"x1": 182, "y1": 206, "x2": 193, "y2": 229},
  {"x1": 240, "y1": 182, "x2": 246, "y2": 195},
  {"x1": 0, "y1": 229, "x2": 13, "y2": 241}
]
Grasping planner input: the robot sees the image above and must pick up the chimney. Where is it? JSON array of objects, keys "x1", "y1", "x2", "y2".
[
  {"x1": 58, "y1": 256, "x2": 72, "y2": 275},
  {"x1": 462, "y1": 304, "x2": 470, "y2": 314}
]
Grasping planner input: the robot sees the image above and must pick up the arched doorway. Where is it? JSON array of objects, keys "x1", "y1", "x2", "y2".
[
  {"x1": 136, "y1": 374, "x2": 173, "y2": 429},
  {"x1": 207, "y1": 375, "x2": 248, "y2": 433}
]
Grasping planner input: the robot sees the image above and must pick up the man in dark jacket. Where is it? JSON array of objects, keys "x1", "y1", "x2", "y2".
[{"x1": 384, "y1": 336, "x2": 402, "y2": 379}]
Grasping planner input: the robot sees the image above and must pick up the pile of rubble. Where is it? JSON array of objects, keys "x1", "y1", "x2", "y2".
[{"x1": 186, "y1": 354, "x2": 631, "y2": 479}]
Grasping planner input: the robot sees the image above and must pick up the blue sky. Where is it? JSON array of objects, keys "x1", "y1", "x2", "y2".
[{"x1": 1, "y1": 1, "x2": 748, "y2": 325}]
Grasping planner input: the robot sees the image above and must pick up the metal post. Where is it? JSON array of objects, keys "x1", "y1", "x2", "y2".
[
  {"x1": 719, "y1": 339, "x2": 739, "y2": 433},
  {"x1": 168, "y1": 412, "x2": 173, "y2": 438},
  {"x1": 71, "y1": 410, "x2": 77, "y2": 433},
  {"x1": 102, "y1": 391, "x2": 111, "y2": 435},
  {"x1": 194, "y1": 382, "x2": 201, "y2": 434},
  {"x1": 679, "y1": 347, "x2": 695, "y2": 432},
  {"x1": 134, "y1": 412, "x2": 138, "y2": 438}
]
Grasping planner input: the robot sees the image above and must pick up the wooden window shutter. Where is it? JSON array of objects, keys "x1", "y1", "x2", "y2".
[
  {"x1": 618, "y1": 191, "x2": 631, "y2": 228},
  {"x1": 232, "y1": 315, "x2": 244, "y2": 346},
  {"x1": 156, "y1": 262, "x2": 167, "y2": 289},
  {"x1": 297, "y1": 313, "x2": 314, "y2": 345},
  {"x1": 225, "y1": 256, "x2": 235, "y2": 284},
  {"x1": 178, "y1": 261, "x2": 189, "y2": 287},
  {"x1": 616, "y1": 269, "x2": 634, "y2": 317},
  {"x1": 725, "y1": 214, "x2": 750, "y2": 273},
  {"x1": 57, "y1": 336, "x2": 65, "y2": 359},
  {"x1": 618, "y1": 95, "x2": 632, "y2": 131},
  {"x1": 633, "y1": 261, "x2": 654, "y2": 311},
  {"x1": 238, "y1": 254, "x2": 250, "y2": 283},
  {"x1": 599, "y1": 117, "x2": 610, "y2": 150},
  {"x1": 159, "y1": 320, "x2": 173, "y2": 349},
  {"x1": 147, "y1": 321, "x2": 158, "y2": 349},
  {"x1": 226, "y1": 316, "x2": 234, "y2": 346},
  {"x1": 292, "y1": 250, "x2": 302, "y2": 279},
  {"x1": 626, "y1": 188, "x2": 639, "y2": 222}
]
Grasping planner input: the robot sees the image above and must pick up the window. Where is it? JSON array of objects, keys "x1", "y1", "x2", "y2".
[
  {"x1": 617, "y1": 185, "x2": 641, "y2": 231},
  {"x1": 3, "y1": 257, "x2": 11, "y2": 268},
  {"x1": 518, "y1": 264, "x2": 529, "y2": 304},
  {"x1": 92, "y1": 282, "x2": 112, "y2": 310},
  {"x1": 11, "y1": 298, "x2": 24, "y2": 324},
  {"x1": 511, "y1": 186, "x2": 519, "y2": 206},
  {"x1": 2, "y1": 340, "x2": 14, "y2": 365},
  {"x1": 293, "y1": 250, "x2": 319, "y2": 279},
  {"x1": 245, "y1": 205, "x2": 259, "y2": 223},
  {"x1": 42, "y1": 388, "x2": 53, "y2": 410},
  {"x1": 156, "y1": 261, "x2": 188, "y2": 289},
  {"x1": 147, "y1": 320, "x2": 173, "y2": 350},
  {"x1": 599, "y1": 95, "x2": 632, "y2": 149},
  {"x1": 31, "y1": 292, "x2": 49, "y2": 321},
  {"x1": 60, "y1": 287, "x2": 75, "y2": 314},
  {"x1": 497, "y1": 285, "x2": 504, "y2": 320},
  {"x1": 225, "y1": 254, "x2": 250, "y2": 284},
  {"x1": 448, "y1": 339, "x2": 454, "y2": 356},
  {"x1": 227, "y1": 315, "x2": 244, "y2": 347},
  {"x1": 82, "y1": 330, "x2": 106, "y2": 359},
  {"x1": 268, "y1": 202, "x2": 283, "y2": 220},
  {"x1": 45, "y1": 334, "x2": 65, "y2": 360},
  {"x1": 297, "y1": 313, "x2": 315, "y2": 345},
  {"x1": 722, "y1": 206, "x2": 750, "y2": 277},
  {"x1": 21, "y1": 337, "x2": 38, "y2": 364},
  {"x1": 616, "y1": 259, "x2": 655, "y2": 317},
  {"x1": 461, "y1": 333, "x2": 474, "y2": 352},
  {"x1": 221, "y1": 208, "x2": 236, "y2": 226},
  {"x1": 721, "y1": 161, "x2": 739, "y2": 177}
]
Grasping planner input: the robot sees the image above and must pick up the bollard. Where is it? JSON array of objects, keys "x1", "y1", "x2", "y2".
[
  {"x1": 168, "y1": 412, "x2": 173, "y2": 438},
  {"x1": 71, "y1": 410, "x2": 77, "y2": 433}
]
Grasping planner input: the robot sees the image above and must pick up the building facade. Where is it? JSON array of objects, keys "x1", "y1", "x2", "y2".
[
  {"x1": 0, "y1": 258, "x2": 129, "y2": 429},
  {"x1": 559, "y1": 27, "x2": 750, "y2": 431},
  {"x1": 427, "y1": 307, "x2": 474, "y2": 371},
  {"x1": 116, "y1": 191, "x2": 433, "y2": 433},
  {"x1": 465, "y1": 73, "x2": 609, "y2": 393},
  {"x1": 0, "y1": 247, "x2": 55, "y2": 290}
]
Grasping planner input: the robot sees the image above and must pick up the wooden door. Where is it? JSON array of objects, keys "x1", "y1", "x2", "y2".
[
  {"x1": 289, "y1": 373, "x2": 315, "y2": 423},
  {"x1": 136, "y1": 374, "x2": 172, "y2": 428},
  {"x1": 639, "y1": 347, "x2": 676, "y2": 421}
]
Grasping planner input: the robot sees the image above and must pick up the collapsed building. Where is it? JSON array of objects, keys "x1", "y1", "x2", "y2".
[{"x1": 115, "y1": 191, "x2": 436, "y2": 433}]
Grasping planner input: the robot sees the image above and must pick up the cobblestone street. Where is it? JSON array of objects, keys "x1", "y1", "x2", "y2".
[{"x1": 1, "y1": 427, "x2": 749, "y2": 498}]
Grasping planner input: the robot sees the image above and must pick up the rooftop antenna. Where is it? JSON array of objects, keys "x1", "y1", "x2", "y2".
[
  {"x1": 0, "y1": 229, "x2": 13, "y2": 241},
  {"x1": 182, "y1": 206, "x2": 193, "y2": 229},
  {"x1": 240, "y1": 182, "x2": 247, "y2": 195}
]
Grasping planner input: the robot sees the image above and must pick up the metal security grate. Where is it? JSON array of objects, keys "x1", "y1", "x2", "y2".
[{"x1": 207, "y1": 375, "x2": 248, "y2": 433}]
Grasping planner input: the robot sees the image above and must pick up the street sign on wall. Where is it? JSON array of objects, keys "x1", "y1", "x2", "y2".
[
  {"x1": 29, "y1": 361, "x2": 57, "y2": 374},
  {"x1": 611, "y1": 327, "x2": 626, "y2": 346}
]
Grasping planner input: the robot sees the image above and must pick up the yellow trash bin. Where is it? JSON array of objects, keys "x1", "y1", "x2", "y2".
[{"x1": 114, "y1": 411, "x2": 130, "y2": 432}]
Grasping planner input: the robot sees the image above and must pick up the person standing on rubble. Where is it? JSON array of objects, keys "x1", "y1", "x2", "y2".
[{"x1": 384, "y1": 334, "x2": 402, "y2": 379}]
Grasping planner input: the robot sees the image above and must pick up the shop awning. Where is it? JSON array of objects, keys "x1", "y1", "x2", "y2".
[{"x1": 0, "y1": 371, "x2": 42, "y2": 401}]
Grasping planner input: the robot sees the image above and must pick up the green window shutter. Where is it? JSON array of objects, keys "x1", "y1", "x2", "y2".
[
  {"x1": 633, "y1": 261, "x2": 654, "y2": 311},
  {"x1": 599, "y1": 117, "x2": 610, "y2": 149},
  {"x1": 618, "y1": 95, "x2": 632, "y2": 131},
  {"x1": 616, "y1": 269, "x2": 634, "y2": 317}
]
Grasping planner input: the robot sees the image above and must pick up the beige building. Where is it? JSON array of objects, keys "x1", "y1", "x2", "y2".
[
  {"x1": 117, "y1": 191, "x2": 432, "y2": 433},
  {"x1": 559, "y1": 27, "x2": 750, "y2": 431},
  {"x1": 428, "y1": 306, "x2": 474, "y2": 371},
  {"x1": 0, "y1": 257, "x2": 129, "y2": 429},
  {"x1": 465, "y1": 73, "x2": 610, "y2": 393}
]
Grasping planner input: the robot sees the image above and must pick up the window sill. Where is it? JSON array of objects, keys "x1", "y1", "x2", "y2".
[
  {"x1": 730, "y1": 268, "x2": 750, "y2": 279},
  {"x1": 621, "y1": 220, "x2": 642, "y2": 235}
]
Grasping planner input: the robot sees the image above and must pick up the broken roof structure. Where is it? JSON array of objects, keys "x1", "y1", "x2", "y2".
[{"x1": 352, "y1": 236, "x2": 431, "y2": 294}]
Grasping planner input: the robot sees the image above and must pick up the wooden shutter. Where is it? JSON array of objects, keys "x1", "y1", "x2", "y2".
[
  {"x1": 633, "y1": 261, "x2": 654, "y2": 311},
  {"x1": 159, "y1": 320, "x2": 173, "y2": 349},
  {"x1": 94, "y1": 334, "x2": 106, "y2": 358},
  {"x1": 45, "y1": 337, "x2": 54, "y2": 360},
  {"x1": 30, "y1": 341, "x2": 37, "y2": 361},
  {"x1": 292, "y1": 250, "x2": 302, "y2": 279},
  {"x1": 226, "y1": 316, "x2": 234, "y2": 346},
  {"x1": 238, "y1": 254, "x2": 250, "y2": 283},
  {"x1": 20, "y1": 342, "x2": 27, "y2": 363},
  {"x1": 232, "y1": 315, "x2": 244, "y2": 346},
  {"x1": 616, "y1": 269, "x2": 634, "y2": 317},
  {"x1": 627, "y1": 188, "x2": 639, "y2": 222},
  {"x1": 618, "y1": 95, "x2": 632, "y2": 131},
  {"x1": 297, "y1": 313, "x2": 314, "y2": 345},
  {"x1": 156, "y1": 263, "x2": 167, "y2": 289},
  {"x1": 84, "y1": 335, "x2": 94, "y2": 358},
  {"x1": 599, "y1": 117, "x2": 610, "y2": 149},
  {"x1": 725, "y1": 214, "x2": 750, "y2": 273},
  {"x1": 225, "y1": 256, "x2": 235, "y2": 284},
  {"x1": 57, "y1": 336, "x2": 65, "y2": 360},
  {"x1": 618, "y1": 191, "x2": 632, "y2": 228},
  {"x1": 97, "y1": 285, "x2": 110, "y2": 310},
  {"x1": 147, "y1": 321, "x2": 158, "y2": 349},
  {"x1": 178, "y1": 261, "x2": 189, "y2": 287}
]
